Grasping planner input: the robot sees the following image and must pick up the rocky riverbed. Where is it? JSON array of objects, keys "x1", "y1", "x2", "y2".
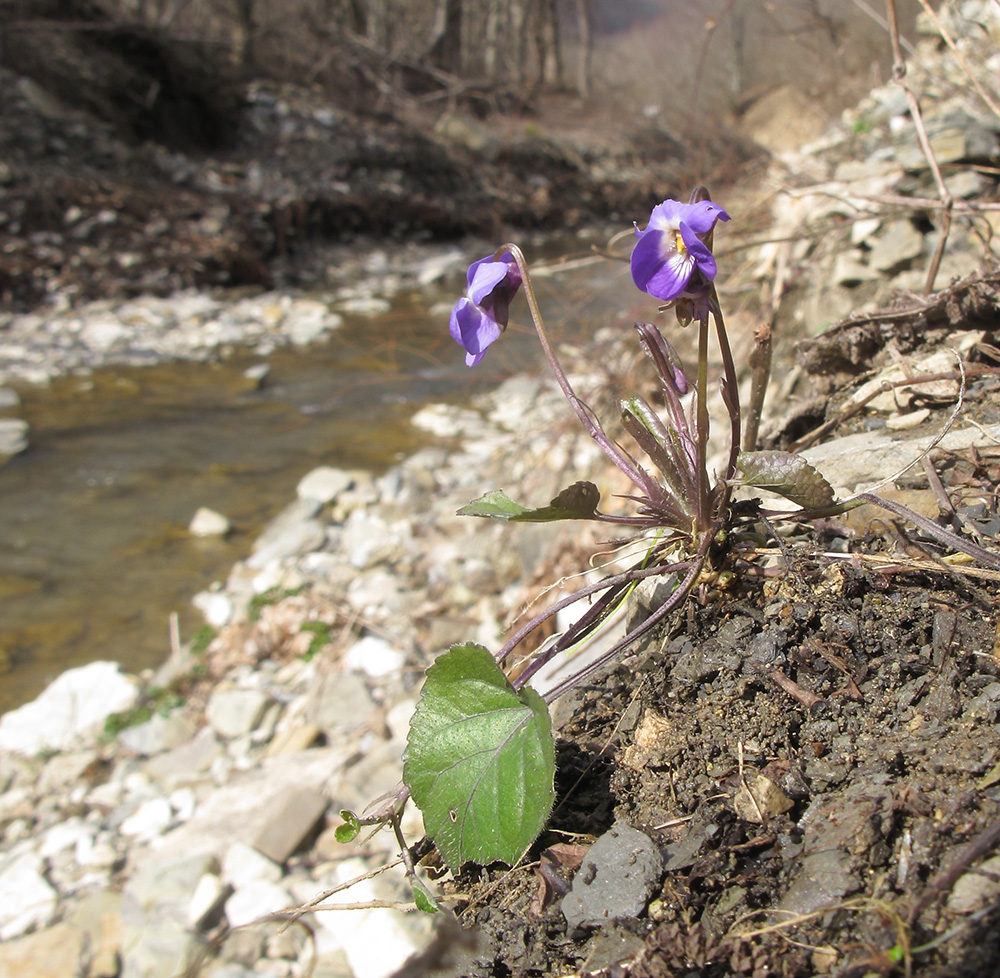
[{"x1": 2, "y1": 4, "x2": 1000, "y2": 978}]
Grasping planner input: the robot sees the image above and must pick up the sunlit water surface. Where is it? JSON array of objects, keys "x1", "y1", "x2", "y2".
[{"x1": 0, "y1": 241, "x2": 636, "y2": 713}]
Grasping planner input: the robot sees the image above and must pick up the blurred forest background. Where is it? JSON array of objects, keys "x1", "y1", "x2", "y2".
[
  {"x1": 0, "y1": 0, "x2": 918, "y2": 309},
  {"x1": 0, "y1": 0, "x2": 912, "y2": 154}
]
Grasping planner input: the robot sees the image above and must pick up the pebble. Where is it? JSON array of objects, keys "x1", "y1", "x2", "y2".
[
  {"x1": 0, "y1": 416, "x2": 29, "y2": 456},
  {"x1": 562, "y1": 823, "x2": 664, "y2": 928},
  {"x1": 206, "y1": 687, "x2": 273, "y2": 740},
  {"x1": 188, "y1": 506, "x2": 231, "y2": 537}
]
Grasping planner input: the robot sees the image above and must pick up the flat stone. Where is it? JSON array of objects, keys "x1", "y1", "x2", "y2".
[
  {"x1": 562, "y1": 823, "x2": 664, "y2": 928},
  {"x1": 249, "y1": 785, "x2": 329, "y2": 864},
  {"x1": 868, "y1": 219, "x2": 924, "y2": 273},
  {"x1": 225, "y1": 880, "x2": 294, "y2": 928},
  {"x1": 343, "y1": 635, "x2": 407, "y2": 678},
  {"x1": 120, "y1": 796, "x2": 173, "y2": 841},
  {"x1": 947, "y1": 854, "x2": 1000, "y2": 913},
  {"x1": 0, "y1": 850, "x2": 59, "y2": 939},
  {"x1": 67, "y1": 889, "x2": 123, "y2": 978},
  {"x1": 188, "y1": 872, "x2": 230, "y2": 929},
  {"x1": 150, "y1": 748, "x2": 347, "y2": 865},
  {"x1": 120, "y1": 854, "x2": 215, "y2": 978},
  {"x1": 0, "y1": 660, "x2": 139, "y2": 755},
  {"x1": 206, "y1": 687, "x2": 273, "y2": 740},
  {"x1": 802, "y1": 422, "x2": 1000, "y2": 492},
  {"x1": 143, "y1": 726, "x2": 223, "y2": 790},
  {"x1": 117, "y1": 709, "x2": 196, "y2": 756},
  {"x1": 247, "y1": 498, "x2": 326, "y2": 570},
  {"x1": 296, "y1": 465, "x2": 354, "y2": 504},
  {"x1": 265, "y1": 721, "x2": 322, "y2": 757},
  {"x1": 306, "y1": 669, "x2": 374, "y2": 733},
  {"x1": 222, "y1": 841, "x2": 283, "y2": 888},
  {"x1": 0, "y1": 921, "x2": 87, "y2": 978}
]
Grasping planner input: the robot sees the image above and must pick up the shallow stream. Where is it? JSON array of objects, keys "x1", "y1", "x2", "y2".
[{"x1": 0, "y1": 241, "x2": 634, "y2": 713}]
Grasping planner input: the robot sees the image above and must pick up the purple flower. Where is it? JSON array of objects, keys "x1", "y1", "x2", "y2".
[
  {"x1": 449, "y1": 252, "x2": 522, "y2": 366},
  {"x1": 631, "y1": 199, "x2": 730, "y2": 303}
]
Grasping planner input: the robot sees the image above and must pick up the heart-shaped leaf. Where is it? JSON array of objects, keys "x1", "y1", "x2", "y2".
[
  {"x1": 457, "y1": 482, "x2": 601, "y2": 522},
  {"x1": 403, "y1": 643, "x2": 556, "y2": 871},
  {"x1": 737, "y1": 450, "x2": 836, "y2": 510}
]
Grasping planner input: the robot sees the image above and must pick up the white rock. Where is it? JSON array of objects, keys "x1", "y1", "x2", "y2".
[
  {"x1": 188, "y1": 872, "x2": 229, "y2": 928},
  {"x1": 188, "y1": 506, "x2": 231, "y2": 537},
  {"x1": 169, "y1": 787, "x2": 198, "y2": 823},
  {"x1": 81, "y1": 317, "x2": 128, "y2": 351},
  {"x1": 39, "y1": 817, "x2": 94, "y2": 859},
  {"x1": 224, "y1": 880, "x2": 293, "y2": 928},
  {"x1": 0, "y1": 661, "x2": 139, "y2": 755},
  {"x1": 206, "y1": 687, "x2": 273, "y2": 740},
  {"x1": 222, "y1": 841, "x2": 283, "y2": 888},
  {"x1": 338, "y1": 296, "x2": 391, "y2": 316},
  {"x1": 285, "y1": 300, "x2": 342, "y2": 345},
  {"x1": 192, "y1": 589, "x2": 234, "y2": 628},
  {"x1": 311, "y1": 858, "x2": 431, "y2": 978},
  {"x1": 0, "y1": 851, "x2": 58, "y2": 939},
  {"x1": 0, "y1": 417, "x2": 28, "y2": 456},
  {"x1": 343, "y1": 636, "x2": 407, "y2": 678},
  {"x1": 121, "y1": 796, "x2": 173, "y2": 841},
  {"x1": 296, "y1": 466, "x2": 353, "y2": 504}
]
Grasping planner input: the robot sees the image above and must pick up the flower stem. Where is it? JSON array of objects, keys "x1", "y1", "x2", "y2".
[
  {"x1": 498, "y1": 243, "x2": 650, "y2": 490},
  {"x1": 695, "y1": 313, "x2": 711, "y2": 531},
  {"x1": 709, "y1": 286, "x2": 742, "y2": 501}
]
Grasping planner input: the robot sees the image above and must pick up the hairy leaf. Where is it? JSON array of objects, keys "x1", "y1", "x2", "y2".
[
  {"x1": 403, "y1": 643, "x2": 556, "y2": 871},
  {"x1": 737, "y1": 450, "x2": 836, "y2": 510},
  {"x1": 457, "y1": 482, "x2": 601, "y2": 522}
]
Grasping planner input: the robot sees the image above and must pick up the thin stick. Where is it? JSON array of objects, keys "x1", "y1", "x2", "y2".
[{"x1": 886, "y1": 0, "x2": 954, "y2": 292}]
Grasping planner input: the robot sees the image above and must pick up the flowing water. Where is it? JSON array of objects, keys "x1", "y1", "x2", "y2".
[{"x1": 0, "y1": 241, "x2": 634, "y2": 714}]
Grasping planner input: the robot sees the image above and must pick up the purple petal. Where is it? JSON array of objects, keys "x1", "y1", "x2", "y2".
[
  {"x1": 643, "y1": 199, "x2": 686, "y2": 233},
  {"x1": 681, "y1": 200, "x2": 730, "y2": 234},
  {"x1": 631, "y1": 230, "x2": 693, "y2": 300},
  {"x1": 449, "y1": 297, "x2": 501, "y2": 367},
  {"x1": 679, "y1": 222, "x2": 718, "y2": 280},
  {"x1": 467, "y1": 259, "x2": 512, "y2": 305}
]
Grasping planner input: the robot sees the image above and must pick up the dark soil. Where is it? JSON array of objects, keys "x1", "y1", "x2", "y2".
[
  {"x1": 440, "y1": 544, "x2": 1000, "y2": 978},
  {"x1": 422, "y1": 319, "x2": 1000, "y2": 978}
]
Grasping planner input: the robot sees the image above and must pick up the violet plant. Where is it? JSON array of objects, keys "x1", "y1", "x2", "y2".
[
  {"x1": 335, "y1": 187, "x2": 1000, "y2": 908},
  {"x1": 339, "y1": 187, "x2": 843, "y2": 898}
]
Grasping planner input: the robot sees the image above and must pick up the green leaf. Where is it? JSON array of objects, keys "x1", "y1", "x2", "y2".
[
  {"x1": 403, "y1": 643, "x2": 556, "y2": 871},
  {"x1": 335, "y1": 810, "x2": 361, "y2": 844},
  {"x1": 737, "y1": 450, "x2": 836, "y2": 510},
  {"x1": 457, "y1": 482, "x2": 600, "y2": 522},
  {"x1": 411, "y1": 879, "x2": 440, "y2": 914}
]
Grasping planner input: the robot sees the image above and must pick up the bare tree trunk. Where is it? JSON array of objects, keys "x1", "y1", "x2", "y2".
[
  {"x1": 484, "y1": 0, "x2": 500, "y2": 78},
  {"x1": 508, "y1": 0, "x2": 527, "y2": 85},
  {"x1": 231, "y1": 0, "x2": 257, "y2": 70},
  {"x1": 537, "y1": 0, "x2": 561, "y2": 86},
  {"x1": 426, "y1": 0, "x2": 463, "y2": 73},
  {"x1": 574, "y1": 0, "x2": 590, "y2": 97}
]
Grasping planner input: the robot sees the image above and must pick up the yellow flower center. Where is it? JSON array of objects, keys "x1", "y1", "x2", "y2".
[{"x1": 674, "y1": 230, "x2": 686, "y2": 253}]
